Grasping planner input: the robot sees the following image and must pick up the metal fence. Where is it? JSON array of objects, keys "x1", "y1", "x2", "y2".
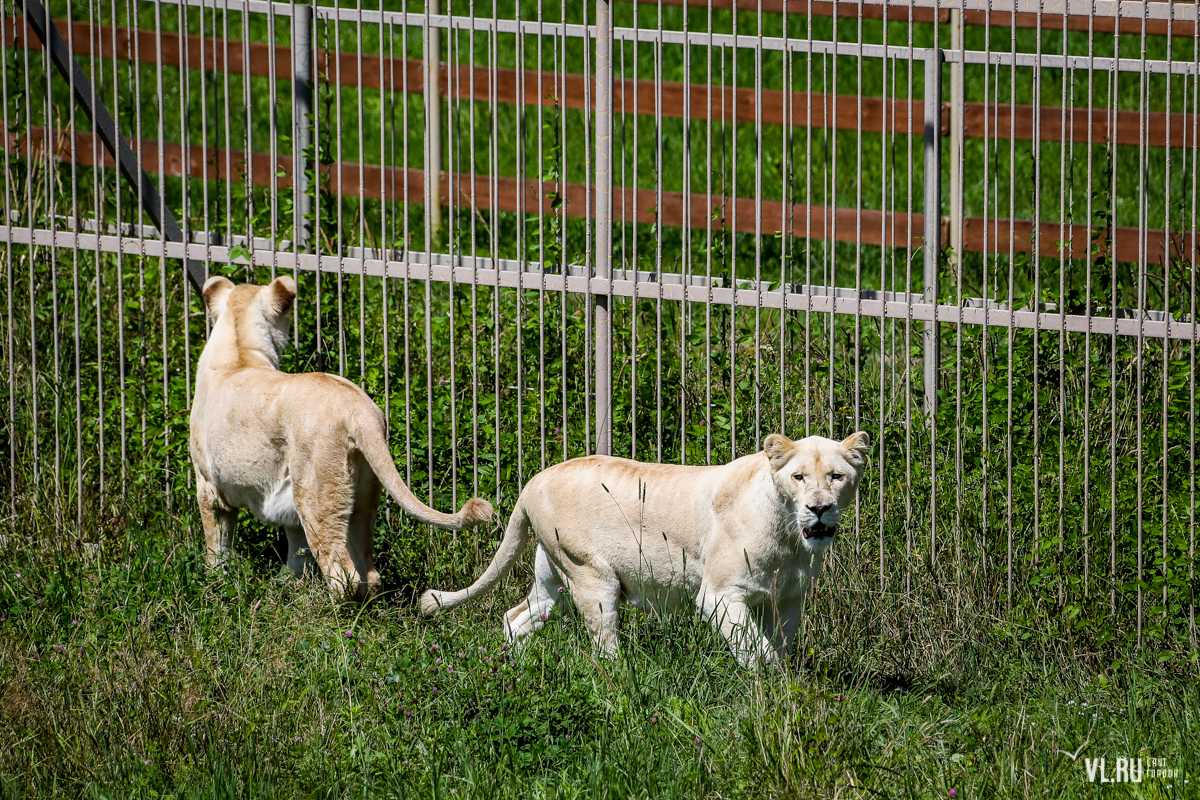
[{"x1": 1, "y1": 0, "x2": 1198, "y2": 651}]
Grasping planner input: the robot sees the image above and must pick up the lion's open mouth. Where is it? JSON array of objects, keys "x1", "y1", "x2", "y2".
[{"x1": 803, "y1": 521, "x2": 837, "y2": 540}]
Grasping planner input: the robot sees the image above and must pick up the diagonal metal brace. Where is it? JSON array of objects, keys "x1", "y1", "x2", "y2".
[{"x1": 20, "y1": 0, "x2": 205, "y2": 293}]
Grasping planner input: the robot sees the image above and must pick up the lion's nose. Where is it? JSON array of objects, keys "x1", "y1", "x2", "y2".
[{"x1": 807, "y1": 504, "x2": 831, "y2": 518}]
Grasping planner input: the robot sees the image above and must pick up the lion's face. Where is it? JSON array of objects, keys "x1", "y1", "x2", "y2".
[{"x1": 764, "y1": 432, "x2": 870, "y2": 551}]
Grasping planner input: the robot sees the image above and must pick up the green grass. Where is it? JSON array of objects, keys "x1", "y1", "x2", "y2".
[{"x1": 1, "y1": 501, "x2": 1197, "y2": 799}]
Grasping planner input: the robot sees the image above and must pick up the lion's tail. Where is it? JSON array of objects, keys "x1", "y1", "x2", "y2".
[
  {"x1": 355, "y1": 417, "x2": 493, "y2": 532},
  {"x1": 420, "y1": 500, "x2": 532, "y2": 615}
]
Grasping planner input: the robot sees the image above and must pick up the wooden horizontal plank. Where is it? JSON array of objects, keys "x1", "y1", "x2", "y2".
[
  {"x1": 1, "y1": 15, "x2": 426, "y2": 90},
  {"x1": 11, "y1": 125, "x2": 1188, "y2": 265},
  {"x1": 7, "y1": 16, "x2": 1192, "y2": 148}
]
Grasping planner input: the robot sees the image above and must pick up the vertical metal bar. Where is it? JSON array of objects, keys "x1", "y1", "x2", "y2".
[
  {"x1": 268, "y1": 2, "x2": 279, "y2": 271},
  {"x1": 949, "y1": 8, "x2": 962, "y2": 276},
  {"x1": 655, "y1": 0, "x2": 663, "y2": 464},
  {"x1": 904, "y1": 0, "x2": 915, "y2": 596},
  {"x1": 559, "y1": 0, "x2": 568, "y2": 463},
  {"x1": 854, "y1": 0, "x2": 864, "y2": 456},
  {"x1": 594, "y1": 0, "x2": 613, "y2": 457},
  {"x1": 198, "y1": 0, "x2": 211, "y2": 291},
  {"x1": 447, "y1": 12, "x2": 458, "y2": 508},
  {"x1": 629, "y1": 25, "x2": 638, "y2": 461},
  {"x1": 979, "y1": 0, "x2": 988, "y2": 599},
  {"x1": 87, "y1": 0, "x2": 103, "y2": 513},
  {"x1": 680, "y1": 0, "x2": 690, "y2": 466},
  {"x1": 312, "y1": 1, "x2": 323, "y2": 374},
  {"x1": 628, "y1": 9, "x2": 639, "y2": 461},
  {"x1": 23, "y1": 0, "x2": 37, "y2": 497},
  {"x1": 1083, "y1": 0, "x2": 1095, "y2": 600},
  {"x1": 923, "y1": 48, "x2": 941, "y2": 419},
  {"x1": 883, "y1": 0, "x2": 892, "y2": 594},
  {"x1": 356, "y1": 2, "x2": 366, "y2": 389},
  {"x1": 1109, "y1": 33, "x2": 1118, "y2": 617},
  {"x1": 1135, "y1": 0, "x2": 1149, "y2": 648},
  {"x1": 1160, "y1": 0, "x2": 1173, "y2": 623},
  {"x1": 43, "y1": 0, "x2": 60, "y2": 513},
  {"x1": 1191, "y1": 3, "x2": 1200, "y2": 650},
  {"x1": 491, "y1": 0, "x2": 501, "y2": 493},
  {"x1": 515, "y1": 0, "x2": 524, "y2": 487},
  {"x1": 952, "y1": 48, "x2": 964, "y2": 605},
  {"x1": 469, "y1": 0, "x2": 480, "y2": 494},
  {"x1": 732, "y1": 11, "x2": 740, "y2": 456},
  {"x1": 781, "y1": 0, "x2": 791, "y2": 449},
  {"x1": 293, "y1": 5, "x2": 313, "y2": 251},
  {"x1": 65, "y1": 0, "x2": 81, "y2": 526},
  {"x1": 704, "y1": 0, "x2": 713, "y2": 464},
  {"x1": 805, "y1": 0, "x2": 813, "y2": 442},
  {"x1": 517, "y1": 0, "x2": 526, "y2": 486},
  {"x1": 754, "y1": 0, "x2": 763, "y2": 454},
  {"x1": 221, "y1": 0, "x2": 233, "y2": 255},
  {"x1": 1059, "y1": 9, "x2": 1070, "y2": 609},
  {"x1": 244, "y1": 0, "x2": 256, "y2": 273},
  {"x1": 424, "y1": 0, "x2": 442, "y2": 237},
  {"x1": 379, "y1": 5, "x2": 388, "y2": 435},
  {"x1": 334, "y1": 8, "x2": 346, "y2": 377},
  {"x1": 2, "y1": 0, "x2": 12, "y2": 514},
  {"x1": 825, "y1": 10, "x2": 835, "y2": 440},
  {"x1": 121, "y1": 0, "x2": 133, "y2": 494},
  {"x1": 422, "y1": 3, "x2": 434, "y2": 508},
  {"x1": 159, "y1": 0, "x2": 171, "y2": 507},
  {"x1": 981, "y1": 0, "x2": 992, "y2": 601},
  {"x1": 402, "y1": 0, "x2": 412, "y2": 488},
  {"x1": 1007, "y1": 10, "x2": 1017, "y2": 610},
  {"x1": 929, "y1": 0, "x2": 941, "y2": 572},
  {"x1": 1032, "y1": 0, "x2": 1043, "y2": 580},
  {"x1": 537, "y1": 1, "x2": 546, "y2": 473}
]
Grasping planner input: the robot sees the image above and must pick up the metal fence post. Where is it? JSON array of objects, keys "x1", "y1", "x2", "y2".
[
  {"x1": 292, "y1": 5, "x2": 313, "y2": 251},
  {"x1": 424, "y1": 0, "x2": 442, "y2": 238},
  {"x1": 594, "y1": 0, "x2": 613, "y2": 456},
  {"x1": 948, "y1": 9, "x2": 963, "y2": 275},
  {"x1": 923, "y1": 47, "x2": 943, "y2": 418}
]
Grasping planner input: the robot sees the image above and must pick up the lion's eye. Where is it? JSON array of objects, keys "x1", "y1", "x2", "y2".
[
  {"x1": 830, "y1": 473, "x2": 844, "y2": 481},
  {"x1": 792, "y1": 474, "x2": 805, "y2": 483}
]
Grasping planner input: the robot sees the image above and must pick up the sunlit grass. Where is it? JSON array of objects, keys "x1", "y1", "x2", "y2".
[{"x1": 1, "y1": 499, "x2": 1196, "y2": 798}]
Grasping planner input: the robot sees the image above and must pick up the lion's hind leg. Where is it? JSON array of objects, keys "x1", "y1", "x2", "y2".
[
  {"x1": 504, "y1": 544, "x2": 563, "y2": 645},
  {"x1": 342, "y1": 471, "x2": 384, "y2": 601},
  {"x1": 293, "y1": 454, "x2": 380, "y2": 602}
]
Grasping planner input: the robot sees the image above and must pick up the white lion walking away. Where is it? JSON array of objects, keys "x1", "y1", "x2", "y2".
[
  {"x1": 189, "y1": 275, "x2": 493, "y2": 601},
  {"x1": 421, "y1": 432, "x2": 870, "y2": 666}
]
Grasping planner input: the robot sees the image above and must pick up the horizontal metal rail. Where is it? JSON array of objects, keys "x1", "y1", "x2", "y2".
[
  {"x1": 138, "y1": 0, "x2": 1198, "y2": 74},
  {"x1": 6, "y1": 224, "x2": 1196, "y2": 341},
  {"x1": 150, "y1": 0, "x2": 1200, "y2": 30}
]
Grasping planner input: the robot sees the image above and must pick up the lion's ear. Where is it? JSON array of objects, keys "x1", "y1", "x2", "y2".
[
  {"x1": 202, "y1": 275, "x2": 234, "y2": 320},
  {"x1": 763, "y1": 433, "x2": 795, "y2": 471},
  {"x1": 264, "y1": 275, "x2": 297, "y2": 319},
  {"x1": 840, "y1": 431, "x2": 871, "y2": 466}
]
